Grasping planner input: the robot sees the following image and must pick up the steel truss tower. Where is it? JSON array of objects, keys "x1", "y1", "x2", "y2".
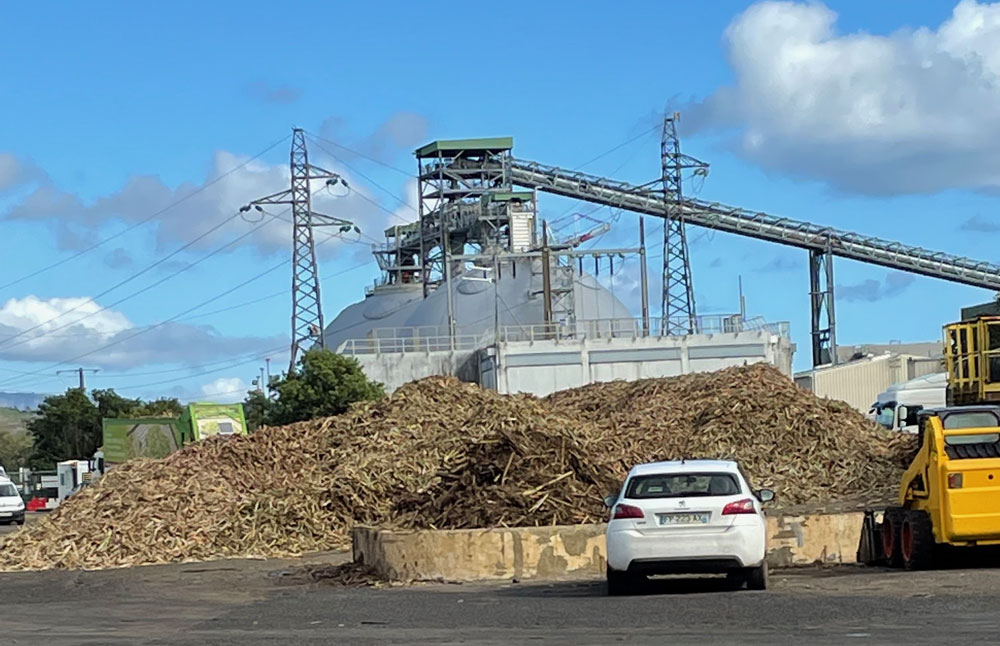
[
  {"x1": 809, "y1": 248, "x2": 837, "y2": 366},
  {"x1": 243, "y1": 129, "x2": 356, "y2": 373},
  {"x1": 660, "y1": 113, "x2": 708, "y2": 335}
]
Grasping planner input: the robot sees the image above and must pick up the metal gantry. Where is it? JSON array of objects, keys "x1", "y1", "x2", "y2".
[
  {"x1": 242, "y1": 129, "x2": 355, "y2": 373},
  {"x1": 507, "y1": 157, "x2": 1000, "y2": 366},
  {"x1": 809, "y1": 248, "x2": 837, "y2": 366},
  {"x1": 660, "y1": 113, "x2": 709, "y2": 335}
]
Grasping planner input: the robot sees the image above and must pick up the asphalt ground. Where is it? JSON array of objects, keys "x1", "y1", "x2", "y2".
[{"x1": 2, "y1": 555, "x2": 999, "y2": 646}]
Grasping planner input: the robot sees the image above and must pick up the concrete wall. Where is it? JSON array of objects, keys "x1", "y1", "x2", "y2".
[
  {"x1": 486, "y1": 330, "x2": 795, "y2": 397},
  {"x1": 353, "y1": 512, "x2": 864, "y2": 583},
  {"x1": 352, "y1": 350, "x2": 479, "y2": 393}
]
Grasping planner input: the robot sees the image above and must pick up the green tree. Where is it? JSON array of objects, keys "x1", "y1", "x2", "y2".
[
  {"x1": 133, "y1": 398, "x2": 184, "y2": 417},
  {"x1": 0, "y1": 430, "x2": 33, "y2": 473},
  {"x1": 262, "y1": 349, "x2": 384, "y2": 426},
  {"x1": 243, "y1": 389, "x2": 271, "y2": 431},
  {"x1": 27, "y1": 389, "x2": 187, "y2": 468},
  {"x1": 28, "y1": 389, "x2": 100, "y2": 468}
]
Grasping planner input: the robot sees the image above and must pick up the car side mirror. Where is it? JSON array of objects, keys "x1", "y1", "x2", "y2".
[
  {"x1": 756, "y1": 489, "x2": 775, "y2": 503},
  {"x1": 603, "y1": 495, "x2": 617, "y2": 509}
]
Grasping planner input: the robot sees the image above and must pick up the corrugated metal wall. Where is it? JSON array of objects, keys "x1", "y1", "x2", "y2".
[{"x1": 802, "y1": 354, "x2": 944, "y2": 412}]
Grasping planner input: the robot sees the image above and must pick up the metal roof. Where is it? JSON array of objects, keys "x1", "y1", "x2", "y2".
[{"x1": 415, "y1": 137, "x2": 513, "y2": 158}]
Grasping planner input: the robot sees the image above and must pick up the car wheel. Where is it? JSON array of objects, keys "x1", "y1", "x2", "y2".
[
  {"x1": 746, "y1": 562, "x2": 768, "y2": 591},
  {"x1": 606, "y1": 567, "x2": 632, "y2": 596},
  {"x1": 725, "y1": 570, "x2": 747, "y2": 590},
  {"x1": 14, "y1": 519, "x2": 24, "y2": 526}
]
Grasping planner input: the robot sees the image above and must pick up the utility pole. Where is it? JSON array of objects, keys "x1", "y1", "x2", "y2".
[
  {"x1": 241, "y1": 129, "x2": 358, "y2": 374},
  {"x1": 57, "y1": 368, "x2": 98, "y2": 390},
  {"x1": 661, "y1": 112, "x2": 709, "y2": 336},
  {"x1": 541, "y1": 221, "x2": 552, "y2": 331}
]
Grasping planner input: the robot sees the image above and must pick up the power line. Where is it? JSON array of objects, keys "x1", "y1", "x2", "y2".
[
  {"x1": 0, "y1": 213, "x2": 274, "y2": 353},
  {"x1": 0, "y1": 133, "x2": 291, "y2": 293},
  {"x1": 575, "y1": 123, "x2": 660, "y2": 171},
  {"x1": 0, "y1": 257, "x2": 291, "y2": 390},
  {"x1": 0, "y1": 210, "x2": 250, "y2": 350},
  {"x1": 303, "y1": 130, "x2": 416, "y2": 179},
  {"x1": 307, "y1": 135, "x2": 415, "y2": 222},
  {"x1": 114, "y1": 344, "x2": 287, "y2": 392},
  {"x1": 177, "y1": 259, "x2": 371, "y2": 323},
  {"x1": 0, "y1": 214, "x2": 347, "y2": 390}
]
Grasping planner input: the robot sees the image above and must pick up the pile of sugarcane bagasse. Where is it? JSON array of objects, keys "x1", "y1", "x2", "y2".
[{"x1": 0, "y1": 364, "x2": 916, "y2": 571}]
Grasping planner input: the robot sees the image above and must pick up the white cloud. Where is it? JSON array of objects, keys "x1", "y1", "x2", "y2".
[
  {"x1": 0, "y1": 153, "x2": 44, "y2": 193},
  {"x1": 687, "y1": 0, "x2": 1000, "y2": 194},
  {"x1": 0, "y1": 295, "x2": 285, "y2": 369},
  {"x1": 200, "y1": 377, "x2": 248, "y2": 403},
  {"x1": 2, "y1": 116, "x2": 421, "y2": 258}
]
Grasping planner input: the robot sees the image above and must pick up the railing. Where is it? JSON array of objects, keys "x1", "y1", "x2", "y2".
[
  {"x1": 338, "y1": 334, "x2": 485, "y2": 355},
  {"x1": 500, "y1": 316, "x2": 790, "y2": 342},
  {"x1": 337, "y1": 316, "x2": 791, "y2": 355}
]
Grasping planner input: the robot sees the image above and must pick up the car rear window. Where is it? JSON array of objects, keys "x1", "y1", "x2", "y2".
[{"x1": 625, "y1": 472, "x2": 740, "y2": 499}]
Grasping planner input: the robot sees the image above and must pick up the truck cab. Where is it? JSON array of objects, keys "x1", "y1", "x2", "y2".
[{"x1": 871, "y1": 373, "x2": 947, "y2": 433}]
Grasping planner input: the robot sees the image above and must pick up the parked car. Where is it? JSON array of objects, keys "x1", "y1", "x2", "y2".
[
  {"x1": 0, "y1": 477, "x2": 25, "y2": 526},
  {"x1": 604, "y1": 459, "x2": 774, "y2": 595}
]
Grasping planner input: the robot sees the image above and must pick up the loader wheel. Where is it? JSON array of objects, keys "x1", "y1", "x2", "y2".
[
  {"x1": 901, "y1": 510, "x2": 934, "y2": 570},
  {"x1": 882, "y1": 508, "x2": 904, "y2": 568}
]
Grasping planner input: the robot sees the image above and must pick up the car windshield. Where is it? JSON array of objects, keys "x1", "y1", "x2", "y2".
[
  {"x1": 625, "y1": 472, "x2": 740, "y2": 499},
  {"x1": 0, "y1": 483, "x2": 18, "y2": 497}
]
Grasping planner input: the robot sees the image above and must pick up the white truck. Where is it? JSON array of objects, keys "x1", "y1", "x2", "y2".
[{"x1": 870, "y1": 372, "x2": 947, "y2": 433}]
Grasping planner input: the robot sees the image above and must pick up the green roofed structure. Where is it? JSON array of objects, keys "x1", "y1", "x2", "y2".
[{"x1": 415, "y1": 137, "x2": 513, "y2": 158}]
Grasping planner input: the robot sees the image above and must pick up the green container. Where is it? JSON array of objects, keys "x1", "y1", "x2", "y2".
[
  {"x1": 181, "y1": 403, "x2": 248, "y2": 441},
  {"x1": 102, "y1": 417, "x2": 185, "y2": 464}
]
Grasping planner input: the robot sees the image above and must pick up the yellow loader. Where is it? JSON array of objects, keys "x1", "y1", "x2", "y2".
[{"x1": 858, "y1": 405, "x2": 1000, "y2": 569}]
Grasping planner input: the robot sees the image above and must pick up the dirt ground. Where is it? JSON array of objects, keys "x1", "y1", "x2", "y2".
[{"x1": 3, "y1": 554, "x2": 1000, "y2": 645}]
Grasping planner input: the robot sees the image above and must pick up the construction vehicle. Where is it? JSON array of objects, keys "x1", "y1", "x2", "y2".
[
  {"x1": 858, "y1": 405, "x2": 1000, "y2": 568},
  {"x1": 858, "y1": 310, "x2": 1000, "y2": 568},
  {"x1": 943, "y1": 315, "x2": 1000, "y2": 406}
]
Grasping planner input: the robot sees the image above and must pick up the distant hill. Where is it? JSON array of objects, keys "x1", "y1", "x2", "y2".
[
  {"x1": 0, "y1": 407, "x2": 32, "y2": 436},
  {"x1": 0, "y1": 392, "x2": 45, "y2": 411}
]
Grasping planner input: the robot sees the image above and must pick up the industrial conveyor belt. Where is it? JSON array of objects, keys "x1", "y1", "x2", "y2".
[{"x1": 509, "y1": 158, "x2": 1000, "y2": 292}]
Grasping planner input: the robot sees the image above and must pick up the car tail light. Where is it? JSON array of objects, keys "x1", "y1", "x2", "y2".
[
  {"x1": 612, "y1": 503, "x2": 644, "y2": 520},
  {"x1": 948, "y1": 472, "x2": 963, "y2": 489},
  {"x1": 722, "y1": 498, "x2": 756, "y2": 515}
]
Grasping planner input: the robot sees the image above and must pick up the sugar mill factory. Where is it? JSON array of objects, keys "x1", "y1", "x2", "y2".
[{"x1": 324, "y1": 133, "x2": 795, "y2": 396}]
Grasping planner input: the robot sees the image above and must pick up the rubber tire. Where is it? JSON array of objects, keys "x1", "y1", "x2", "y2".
[
  {"x1": 882, "y1": 508, "x2": 905, "y2": 568},
  {"x1": 746, "y1": 562, "x2": 768, "y2": 591},
  {"x1": 606, "y1": 567, "x2": 632, "y2": 596},
  {"x1": 901, "y1": 510, "x2": 935, "y2": 570},
  {"x1": 725, "y1": 570, "x2": 747, "y2": 590}
]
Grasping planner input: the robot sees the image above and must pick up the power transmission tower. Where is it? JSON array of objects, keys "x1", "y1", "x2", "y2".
[
  {"x1": 57, "y1": 367, "x2": 98, "y2": 390},
  {"x1": 660, "y1": 112, "x2": 708, "y2": 335},
  {"x1": 242, "y1": 129, "x2": 357, "y2": 374}
]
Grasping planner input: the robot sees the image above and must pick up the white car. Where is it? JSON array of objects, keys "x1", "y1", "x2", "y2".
[
  {"x1": 604, "y1": 459, "x2": 774, "y2": 595},
  {"x1": 0, "y1": 477, "x2": 25, "y2": 526}
]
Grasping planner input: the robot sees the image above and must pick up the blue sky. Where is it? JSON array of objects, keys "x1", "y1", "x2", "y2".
[{"x1": 1, "y1": 0, "x2": 998, "y2": 400}]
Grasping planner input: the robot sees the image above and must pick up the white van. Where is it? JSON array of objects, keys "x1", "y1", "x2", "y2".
[
  {"x1": 871, "y1": 372, "x2": 947, "y2": 433},
  {"x1": 0, "y1": 477, "x2": 25, "y2": 525}
]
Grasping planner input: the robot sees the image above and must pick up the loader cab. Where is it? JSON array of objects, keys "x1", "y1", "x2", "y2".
[{"x1": 914, "y1": 405, "x2": 1000, "y2": 544}]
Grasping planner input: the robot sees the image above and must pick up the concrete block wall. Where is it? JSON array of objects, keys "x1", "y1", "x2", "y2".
[{"x1": 353, "y1": 512, "x2": 865, "y2": 583}]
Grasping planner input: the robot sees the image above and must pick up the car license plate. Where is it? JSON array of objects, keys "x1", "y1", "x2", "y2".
[
  {"x1": 657, "y1": 512, "x2": 709, "y2": 525},
  {"x1": 0, "y1": 512, "x2": 11, "y2": 518}
]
